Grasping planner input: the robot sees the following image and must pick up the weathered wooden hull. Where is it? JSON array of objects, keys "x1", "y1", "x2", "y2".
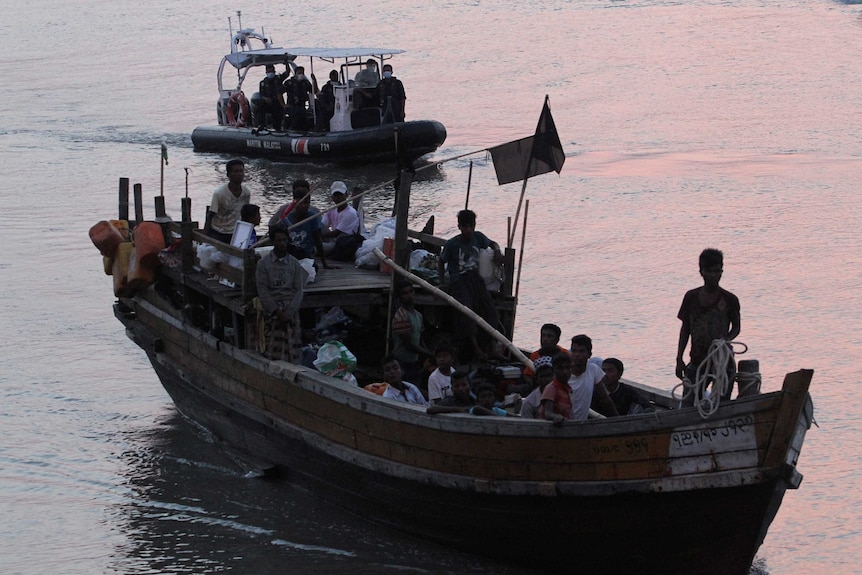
[
  {"x1": 116, "y1": 290, "x2": 814, "y2": 575},
  {"x1": 191, "y1": 120, "x2": 446, "y2": 164}
]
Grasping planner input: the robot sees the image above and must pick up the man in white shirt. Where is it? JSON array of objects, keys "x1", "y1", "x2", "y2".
[
  {"x1": 321, "y1": 180, "x2": 361, "y2": 257},
  {"x1": 568, "y1": 334, "x2": 619, "y2": 419},
  {"x1": 381, "y1": 356, "x2": 428, "y2": 406},
  {"x1": 205, "y1": 159, "x2": 254, "y2": 243}
]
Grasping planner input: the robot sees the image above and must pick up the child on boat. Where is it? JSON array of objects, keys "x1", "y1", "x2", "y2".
[
  {"x1": 540, "y1": 354, "x2": 576, "y2": 424},
  {"x1": 427, "y1": 341, "x2": 455, "y2": 404},
  {"x1": 520, "y1": 355, "x2": 555, "y2": 419}
]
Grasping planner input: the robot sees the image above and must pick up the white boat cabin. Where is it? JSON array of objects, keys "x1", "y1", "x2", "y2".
[{"x1": 216, "y1": 24, "x2": 405, "y2": 132}]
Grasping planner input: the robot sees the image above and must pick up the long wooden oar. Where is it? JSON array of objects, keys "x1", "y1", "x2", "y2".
[{"x1": 373, "y1": 247, "x2": 534, "y2": 372}]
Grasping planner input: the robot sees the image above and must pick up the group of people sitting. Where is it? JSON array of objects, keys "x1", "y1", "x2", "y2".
[
  {"x1": 200, "y1": 159, "x2": 647, "y2": 421},
  {"x1": 255, "y1": 58, "x2": 406, "y2": 132},
  {"x1": 378, "y1": 318, "x2": 644, "y2": 422}
]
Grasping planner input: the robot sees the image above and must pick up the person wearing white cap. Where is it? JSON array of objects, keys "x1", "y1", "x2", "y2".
[{"x1": 321, "y1": 180, "x2": 361, "y2": 259}]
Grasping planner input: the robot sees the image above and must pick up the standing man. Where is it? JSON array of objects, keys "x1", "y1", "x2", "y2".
[
  {"x1": 283, "y1": 66, "x2": 314, "y2": 131},
  {"x1": 675, "y1": 248, "x2": 741, "y2": 405},
  {"x1": 257, "y1": 64, "x2": 286, "y2": 130},
  {"x1": 255, "y1": 226, "x2": 307, "y2": 361},
  {"x1": 314, "y1": 69, "x2": 340, "y2": 131},
  {"x1": 205, "y1": 159, "x2": 253, "y2": 244},
  {"x1": 378, "y1": 64, "x2": 405, "y2": 123},
  {"x1": 391, "y1": 280, "x2": 432, "y2": 386},
  {"x1": 438, "y1": 209, "x2": 503, "y2": 361},
  {"x1": 569, "y1": 334, "x2": 618, "y2": 420}
]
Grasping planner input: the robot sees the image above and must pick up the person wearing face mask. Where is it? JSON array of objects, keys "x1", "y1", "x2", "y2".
[
  {"x1": 378, "y1": 64, "x2": 406, "y2": 123},
  {"x1": 354, "y1": 59, "x2": 380, "y2": 88},
  {"x1": 257, "y1": 64, "x2": 286, "y2": 130},
  {"x1": 283, "y1": 65, "x2": 315, "y2": 131}
]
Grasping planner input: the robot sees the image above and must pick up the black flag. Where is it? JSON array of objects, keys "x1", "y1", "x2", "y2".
[{"x1": 489, "y1": 97, "x2": 565, "y2": 185}]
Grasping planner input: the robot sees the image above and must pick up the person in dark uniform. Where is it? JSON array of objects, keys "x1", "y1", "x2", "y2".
[
  {"x1": 314, "y1": 69, "x2": 340, "y2": 131},
  {"x1": 257, "y1": 64, "x2": 286, "y2": 130},
  {"x1": 283, "y1": 66, "x2": 314, "y2": 131},
  {"x1": 378, "y1": 64, "x2": 406, "y2": 123}
]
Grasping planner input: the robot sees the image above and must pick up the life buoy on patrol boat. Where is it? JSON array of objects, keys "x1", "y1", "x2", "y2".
[{"x1": 226, "y1": 91, "x2": 250, "y2": 127}]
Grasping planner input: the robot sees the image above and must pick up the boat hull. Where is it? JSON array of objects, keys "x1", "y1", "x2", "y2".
[
  {"x1": 191, "y1": 120, "x2": 447, "y2": 164},
  {"x1": 118, "y1": 294, "x2": 813, "y2": 575}
]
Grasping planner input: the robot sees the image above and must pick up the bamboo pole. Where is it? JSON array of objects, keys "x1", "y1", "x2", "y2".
[
  {"x1": 373, "y1": 247, "x2": 534, "y2": 372},
  {"x1": 464, "y1": 160, "x2": 473, "y2": 209}
]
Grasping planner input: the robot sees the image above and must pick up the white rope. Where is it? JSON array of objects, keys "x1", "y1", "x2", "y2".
[
  {"x1": 673, "y1": 339, "x2": 749, "y2": 419},
  {"x1": 736, "y1": 368, "x2": 762, "y2": 396}
]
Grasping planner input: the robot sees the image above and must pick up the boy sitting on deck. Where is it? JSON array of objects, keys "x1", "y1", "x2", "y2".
[
  {"x1": 426, "y1": 372, "x2": 502, "y2": 416},
  {"x1": 520, "y1": 355, "x2": 556, "y2": 419},
  {"x1": 540, "y1": 354, "x2": 575, "y2": 425},
  {"x1": 601, "y1": 357, "x2": 639, "y2": 416},
  {"x1": 427, "y1": 341, "x2": 456, "y2": 404}
]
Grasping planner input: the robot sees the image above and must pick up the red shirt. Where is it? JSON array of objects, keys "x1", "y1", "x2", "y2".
[{"x1": 539, "y1": 378, "x2": 573, "y2": 420}]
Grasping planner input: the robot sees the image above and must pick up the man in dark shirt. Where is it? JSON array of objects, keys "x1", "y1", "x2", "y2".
[
  {"x1": 257, "y1": 64, "x2": 286, "y2": 130},
  {"x1": 378, "y1": 64, "x2": 406, "y2": 123},
  {"x1": 314, "y1": 69, "x2": 340, "y2": 131},
  {"x1": 676, "y1": 248, "x2": 741, "y2": 405},
  {"x1": 283, "y1": 66, "x2": 314, "y2": 131}
]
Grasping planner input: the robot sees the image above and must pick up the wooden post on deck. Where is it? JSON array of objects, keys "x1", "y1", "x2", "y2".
[
  {"x1": 133, "y1": 183, "x2": 144, "y2": 225},
  {"x1": 181, "y1": 221, "x2": 194, "y2": 273},
  {"x1": 118, "y1": 178, "x2": 129, "y2": 221},
  {"x1": 242, "y1": 248, "x2": 257, "y2": 303},
  {"x1": 181, "y1": 197, "x2": 192, "y2": 223},
  {"x1": 393, "y1": 169, "x2": 414, "y2": 269},
  {"x1": 154, "y1": 196, "x2": 167, "y2": 221}
]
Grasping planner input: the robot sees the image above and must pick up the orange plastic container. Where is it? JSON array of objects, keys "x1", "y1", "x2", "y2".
[
  {"x1": 110, "y1": 219, "x2": 131, "y2": 241},
  {"x1": 112, "y1": 242, "x2": 133, "y2": 297},
  {"x1": 379, "y1": 237, "x2": 394, "y2": 274},
  {"x1": 89, "y1": 220, "x2": 126, "y2": 258},
  {"x1": 133, "y1": 222, "x2": 165, "y2": 268},
  {"x1": 127, "y1": 244, "x2": 155, "y2": 291}
]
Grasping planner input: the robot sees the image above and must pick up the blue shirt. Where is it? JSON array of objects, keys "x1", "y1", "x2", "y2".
[{"x1": 284, "y1": 208, "x2": 322, "y2": 258}]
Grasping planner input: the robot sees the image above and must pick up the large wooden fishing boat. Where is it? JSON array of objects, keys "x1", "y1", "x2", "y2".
[
  {"x1": 93, "y1": 174, "x2": 814, "y2": 575},
  {"x1": 191, "y1": 14, "x2": 446, "y2": 164}
]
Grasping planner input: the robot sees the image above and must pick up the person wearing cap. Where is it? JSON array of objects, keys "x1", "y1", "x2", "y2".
[
  {"x1": 519, "y1": 355, "x2": 556, "y2": 419},
  {"x1": 321, "y1": 180, "x2": 360, "y2": 256},
  {"x1": 378, "y1": 63, "x2": 405, "y2": 123},
  {"x1": 283, "y1": 65, "x2": 314, "y2": 131},
  {"x1": 354, "y1": 59, "x2": 380, "y2": 88}
]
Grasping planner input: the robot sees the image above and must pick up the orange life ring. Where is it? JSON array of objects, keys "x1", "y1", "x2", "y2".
[{"x1": 226, "y1": 91, "x2": 250, "y2": 127}]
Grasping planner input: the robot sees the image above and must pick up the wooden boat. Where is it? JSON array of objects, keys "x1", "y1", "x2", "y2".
[
  {"x1": 99, "y1": 176, "x2": 814, "y2": 575},
  {"x1": 191, "y1": 14, "x2": 446, "y2": 164}
]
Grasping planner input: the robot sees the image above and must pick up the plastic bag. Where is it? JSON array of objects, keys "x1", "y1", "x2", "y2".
[
  {"x1": 196, "y1": 243, "x2": 228, "y2": 270},
  {"x1": 355, "y1": 218, "x2": 395, "y2": 268},
  {"x1": 312, "y1": 340, "x2": 357, "y2": 385}
]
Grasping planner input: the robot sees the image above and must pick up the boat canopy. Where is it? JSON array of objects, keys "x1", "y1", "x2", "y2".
[{"x1": 225, "y1": 47, "x2": 405, "y2": 70}]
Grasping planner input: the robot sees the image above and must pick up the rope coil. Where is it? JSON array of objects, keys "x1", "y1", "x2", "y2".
[{"x1": 673, "y1": 339, "x2": 749, "y2": 419}]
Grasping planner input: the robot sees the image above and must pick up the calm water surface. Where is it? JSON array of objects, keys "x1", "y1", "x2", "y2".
[{"x1": 1, "y1": 1, "x2": 860, "y2": 574}]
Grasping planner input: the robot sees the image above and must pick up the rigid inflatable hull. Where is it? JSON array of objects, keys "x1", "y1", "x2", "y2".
[{"x1": 191, "y1": 120, "x2": 446, "y2": 164}]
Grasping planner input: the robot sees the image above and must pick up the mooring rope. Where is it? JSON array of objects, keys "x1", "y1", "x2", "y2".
[{"x1": 673, "y1": 339, "x2": 749, "y2": 419}]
